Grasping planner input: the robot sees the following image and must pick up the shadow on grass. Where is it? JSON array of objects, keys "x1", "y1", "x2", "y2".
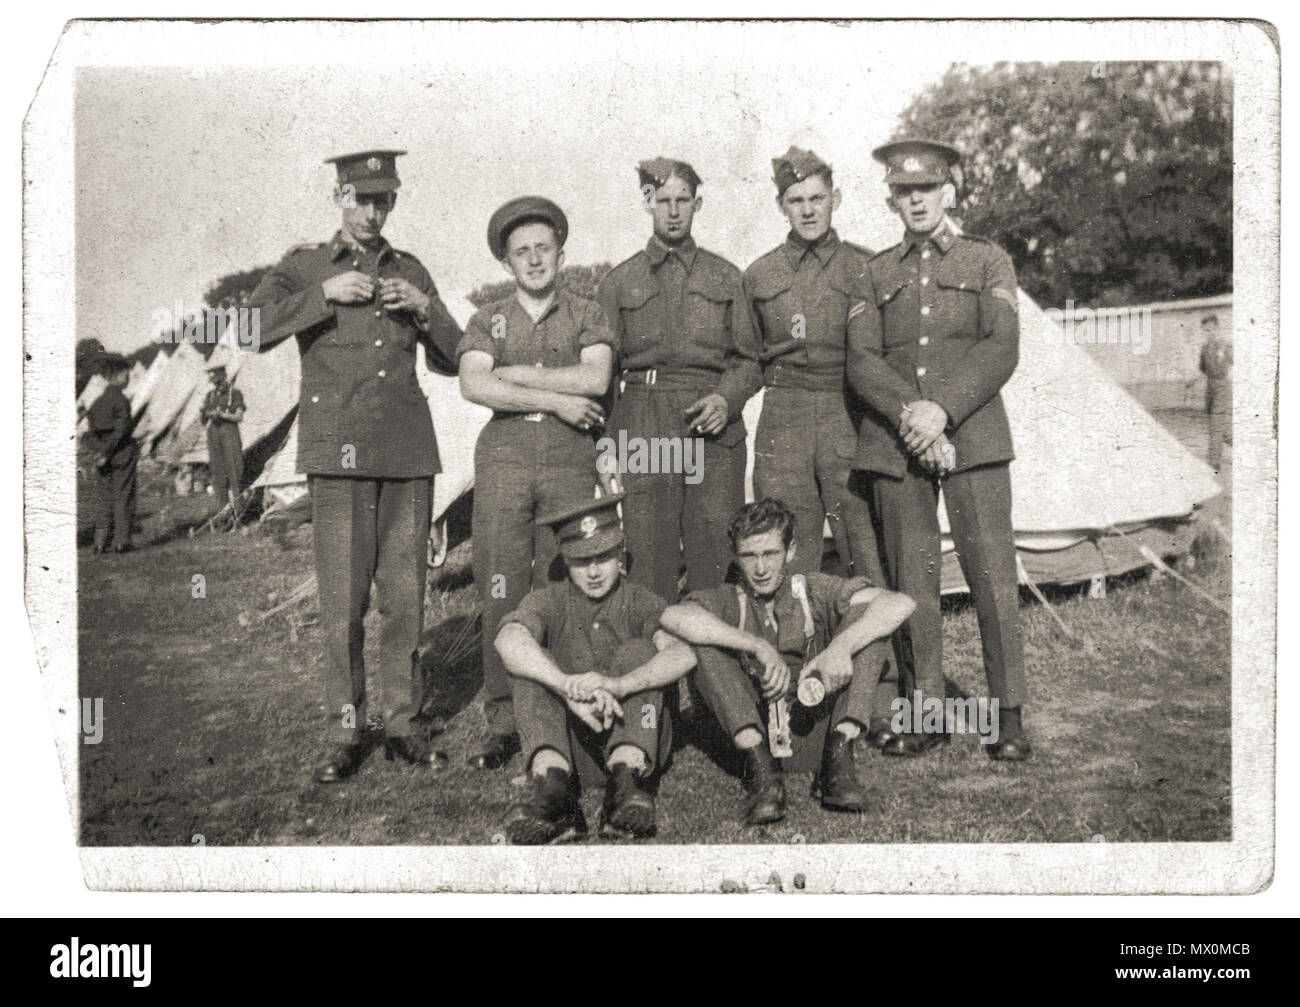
[{"x1": 417, "y1": 613, "x2": 482, "y2": 727}]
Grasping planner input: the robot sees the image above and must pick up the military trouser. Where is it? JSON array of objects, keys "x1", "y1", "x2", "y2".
[
  {"x1": 474, "y1": 416, "x2": 600, "y2": 738},
  {"x1": 1207, "y1": 383, "x2": 1232, "y2": 469},
  {"x1": 754, "y1": 385, "x2": 884, "y2": 583},
  {"x1": 92, "y1": 449, "x2": 138, "y2": 551},
  {"x1": 611, "y1": 381, "x2": 747, "y2": 603},
  {"x1": 514, "y1": 638, "x2": 669, "y2": 777},
  {"x1": 694, "y1": 636, "x2": 891, "y2": 772},
  {"x1": 874, "y1": 461, "x2": 1027, "y2": 713},
  {"x1": 207, "y1": 423, "x2": 244, "y2": 513},
  {"x1": 310, "y1": 475, "x2": 432, "y2": 745}
]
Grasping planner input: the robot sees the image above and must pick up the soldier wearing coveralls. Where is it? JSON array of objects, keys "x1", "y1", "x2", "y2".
[
  {"x1": 248, "y1": 149, "x2": 465, "y2": 783},
  {"x1": 846, "y1": 138, "x2": 1031, "y2": 761},
  {"x1": 496, "y1": 494, "x2": 696, "y2": 844},
  {"x1": 744, "y1": 147, "x2": 883, "y2": 584},
  {"x1": 459, "y1": 197, "x2": 617, "y2": 771},
  {"x1": 597, "y1": 158, "x2": 762, "y2": 604},
  {"x1": 199, "y1": 362, "x2": 245, "y2": 518}
]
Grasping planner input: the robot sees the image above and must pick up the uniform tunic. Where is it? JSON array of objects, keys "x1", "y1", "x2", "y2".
[
  {"x1": 744, "y1": 229, "x2": 883, "y2": 581},
  {"x1": 1199, "y1": 338, "x2": 1233, "y2": 469},
  {"x1": 200, "y1": 382, "x2": 245, "y2": 508},
  {"x1": 459, "y1": 289, "x2": 616, "y2": 738},
  {"x1": 846, "y1": 220, "x2": 1026, "y2": 711},
  {"x1": 248, "y1": 231, "x2": 463, "y2": 743},
  {"x1": 598, "y1": 236, "x2": 762, "y2": 602},
  {"x1": 686, "y1": 571, "x2": 890, "y2": 772},
  {"x1": 85, "y1": 383, "x2": 138, "y2": 551},
  {"x1": 501, "y1": 579, "x2": 670, "y2": 775}
]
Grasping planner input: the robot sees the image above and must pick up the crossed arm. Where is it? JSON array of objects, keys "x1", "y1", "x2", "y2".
[{"x1": 459, "y1": 345, "x2": 611, "y2": 429}]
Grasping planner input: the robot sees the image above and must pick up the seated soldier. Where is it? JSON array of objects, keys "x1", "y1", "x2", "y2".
[
  {"x1": 495, "y1": 493, "x2": 696, "y2": 844},
  {"x1": 661, "y1": 498, "x2": 915, "y2": 825}
]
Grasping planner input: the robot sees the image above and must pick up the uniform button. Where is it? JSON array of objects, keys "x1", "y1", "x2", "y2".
[
  {"x1": 374, "y1": 310, "x2": 382, "y2": 317},
  {"x1": 311, "y1": 395, "x2": 319, "y2": 403},
  {"x1": 917, "y1": 366, "x2": 927, "y2": 377},
  {"x1": 921, "y1": 250, "x2": 931, "y2": 259},
  {"x1": 921, "y1": 277, "x2": 929, "y2": 286},
  {"x1": 352, "y1": 260, "x2": 359, "y2": 268},
  {"x1": 921, "y1": 306, "x2": 931, "y2": 316},
  {"x1": 593, "y1": 622, "x2": 600, "y2": 629},
  {"x1": 377, "y1": 370, "x2": 386, "y2": 378},
  {"x1": 919, "y1": 336, "x2": 930, "y2": 346},
  {"x1": 374, "y1": 339, "x2": 383, "y2": 347}
]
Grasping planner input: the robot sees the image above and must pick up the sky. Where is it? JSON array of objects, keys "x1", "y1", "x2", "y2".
[{"x1": 70, "y1": 21, "x2": 957, "y2": 351}]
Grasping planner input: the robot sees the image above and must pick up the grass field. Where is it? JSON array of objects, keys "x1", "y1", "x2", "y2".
[{"x1": 76, "y1": 409, "x2": 1232, "y2": 847}]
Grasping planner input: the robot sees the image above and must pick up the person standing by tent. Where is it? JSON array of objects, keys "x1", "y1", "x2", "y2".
[
  {"x1": 845, "y1": 138, "x2": 1031, "y2": 762},
  {"x1": 458, "y1": 197, "x2": 617, "y2": 772},
  {"x1": 597, "y1": 158, "x2": 762, "y2": 606},
  {"x1": 247, "y1": 148, "x2": 465, "y2": 784},
  {"x1": 199, "y1": 362, "x2": 246, "y2": 521},
  {"x1": 1198, "y1": 314, "x2": 1233, "y2": 472},
  {"x1": 85, "y1": 353, "x2": 139, "y2": 554}
]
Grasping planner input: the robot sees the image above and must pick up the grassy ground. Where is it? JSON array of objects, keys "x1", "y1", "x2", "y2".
[{"x1": 77, "y1": 409, "x2": 1232, "y2": 846}]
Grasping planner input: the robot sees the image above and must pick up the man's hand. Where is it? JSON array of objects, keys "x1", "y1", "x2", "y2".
[
  {"x1": 800, "y1": 644, "x2": 854, "y2": 696},
  {"x1": 321, "y1": 271, "x2": 375, "y2": 305},
  {"x1": 378, "y1": 277, "x2": 431, "y2": 319},
  {"x1": 565, "y1": 690, "x2": 623, "y2": 732},
  {"x1": 552, "y1": 394, "x2": 605, "y2": 431},
  {"x1": 683, "y1": 393, "x2": 728, "y2": 437},
  {"x1": 918, "y1": 433, "x2": 956, "y2": 477},
  {"x1": 751, "y1": 640, "x2": 790, "y2": 700},
  {"x1": 899, "y1": 399, "x2": 949, "y2": 454},
  {"x1": 597, "y1": 465, "x2": 621, "y2": 498},
  {"x1": 563, "y1": 671, "x2": 620, "y2": 701}
]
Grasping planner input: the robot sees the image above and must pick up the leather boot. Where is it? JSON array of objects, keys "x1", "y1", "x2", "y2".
[
  {"x1": 741, "y1": 744, "x2": 786, "y2": 826},
  {"x1": 814, "y1": 729, "x2": 870, "y2": 812},
  {"x1": 505, "y1": 768, "x2": 587, "y2": 845}
]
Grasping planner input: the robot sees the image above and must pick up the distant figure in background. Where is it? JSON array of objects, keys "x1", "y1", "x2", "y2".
[
  {"x1": 85, "y1": 354, "x2": 138, "y2": 554},
  {"x1": 200, "y1": 362, "x2": 246, "y2": 518},
  {"x1": 1198, "y1": 314, "x2": 1232, "y2": 472}
]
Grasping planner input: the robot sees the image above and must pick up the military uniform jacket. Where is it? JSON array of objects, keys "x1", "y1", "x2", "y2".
[
  {"x1": 200, "y1": 384, "x2": 245, "y2": 427},
  {"x1": 846, "y1": 221, "x2": 1020, "y2": 478},
  {"x1": 501, "y1": 579, "x2": 668, "y2": 677},
  {"x1": 743, "y1": 230, "x2": 873, "y2": 392},
  {"x1": 248, "y1": 231, "x2": 463, "y2": 478},
  {"x1": 84, "y1": 384, "x2": 136, "y2": 466},
  {"x1": 597, "y1": 237, "x2": 762, "y2": 443}
]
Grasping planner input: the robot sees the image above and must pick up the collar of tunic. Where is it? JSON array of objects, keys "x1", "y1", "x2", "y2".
[{"x1": 646, "y1": 234, "x2": 698, "y2": 272}]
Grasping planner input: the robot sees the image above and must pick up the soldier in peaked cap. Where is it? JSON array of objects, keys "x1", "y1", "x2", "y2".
[
  {"x1": 743, "y1": 145, "x2": 907, "y2": 748},
  {"x1": 199, "y1": 361, "x2": 246, "y2": 521},
  {"x1": 459, "y1": 195, "x2": 618, "y2": 773},
  {"x1": 845, "y1": 138, "x2": 1031, "y2": 761},
  {"x1": 596, "y1": 158, "x2": 762, "y2": 609},
  {"x1": 247, "y1": 148, "x2": 466, "y2": 783},
  {"x1": 495, "y1": 493, "x2": 696, "y2": 843}
]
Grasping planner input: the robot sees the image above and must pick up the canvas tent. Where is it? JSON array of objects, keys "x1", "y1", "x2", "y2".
[{"x1": 136, "y1": 341, "x2": 207, "y2": 449}]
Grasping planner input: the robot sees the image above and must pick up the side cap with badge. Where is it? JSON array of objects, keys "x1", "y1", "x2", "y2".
[
  {"x1": 771, "y1": 145, "x2": 831, "y2": 196},
  {"x1": 871, "y1": 138, "x2": 960, "y2": 186},
  {"x1": 540, "y1": 493, "x2": 626, "y2": 561},
  {"x1": 324, "y1": 149, "x2": 405, "y2": 195}
]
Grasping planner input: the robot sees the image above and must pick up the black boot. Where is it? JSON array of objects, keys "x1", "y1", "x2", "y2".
[
  {"x1": 987, "y1": 705, "x2": 1033, "y2": 762},
  {"x1": 741, "y1": 744, "x2": 786, "y2": 826},
  {"x1": 863, "y1": 716, "x2": 900, "y2": 750},
  {"x1": 600, "y1": 763, "x2": 656, "y2": 839},
  {"x1": 814, "y1": 729, "x2": 870, "y2": 812},
  {"x1": 505, "y1": 768, "x2": 587, "y2": 845},
  {"x1": 385, "y1": 734, "x2": 450, "y2": 772},
  {"x1": 466, "y1": 732, "x2": 521, "y2": 771},
  {"x1": 314, "y1": 739, "x2": 374, "y2": 784}
]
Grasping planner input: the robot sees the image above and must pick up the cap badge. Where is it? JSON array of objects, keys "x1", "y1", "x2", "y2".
[
  {"x1": 579, "y1": 516, "x2": 599, "y2": 538},
  {"x1": 903, "y1": 157, "x2": 922, "y2": 173},
  {"x1": 366, "y1": 157, "x2": 382, "y2": 172}
]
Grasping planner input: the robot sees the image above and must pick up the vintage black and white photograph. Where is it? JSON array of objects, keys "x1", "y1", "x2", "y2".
[{"x1": 21, "y1": 18, "x2": 1277, "y2": 893}]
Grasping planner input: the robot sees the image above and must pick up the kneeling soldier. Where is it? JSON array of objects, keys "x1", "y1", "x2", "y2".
[
  {"x1": 662, "y1": 498, "x2": 914, "y2": 825},
  {"x1": 495, "y1": 494, "x2": 696, "y2": 844}
]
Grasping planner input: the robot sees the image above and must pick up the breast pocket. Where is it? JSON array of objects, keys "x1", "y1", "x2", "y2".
[
  {"x1": 686, "y1": 285, "x2": 733, "y2": 351},
  {"x1": 934, "y1": 269, "x2": 981, "y2": 343},
  {"x1": 876, "y1": 280, "x2": 912, "y2": 348},
  {"x1": 617, "y1": 283, "x2": 662, "y2": 355}
]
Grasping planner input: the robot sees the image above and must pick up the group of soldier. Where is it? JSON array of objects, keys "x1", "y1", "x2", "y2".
[{"x1": 95, "y1": 136, "x2": 1037, "y2": 844}]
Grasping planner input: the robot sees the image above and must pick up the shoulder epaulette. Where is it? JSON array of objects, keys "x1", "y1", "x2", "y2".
[
  {"x1": 868, "y1": 243, "x2": 901, "y2": 264},
  {"x1": 285, "y1": 241, "x2": 325, "y2": 255}
]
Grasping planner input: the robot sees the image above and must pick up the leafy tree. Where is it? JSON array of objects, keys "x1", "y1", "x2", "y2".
[
  {"x1": 469, "y1": 263, "x2": 614, "y2": 307},
  {"x1": 203, "y1": 266, "x2": 272, "y2": 310},
  {"x1": 896, "y1": 61, "x2": 1231, "y2": 306}
]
